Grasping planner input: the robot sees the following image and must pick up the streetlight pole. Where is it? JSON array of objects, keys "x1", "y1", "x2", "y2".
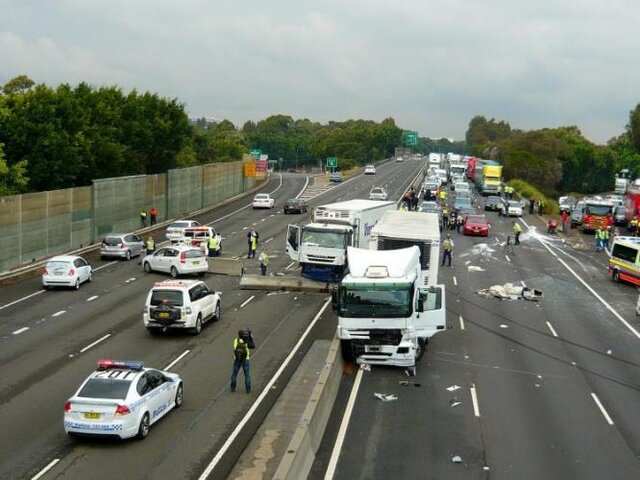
[{"x1": 296, "y1": 144, "x2": 303, "y2": 172}]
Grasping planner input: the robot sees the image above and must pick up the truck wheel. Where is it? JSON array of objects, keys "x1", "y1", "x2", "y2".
[
  {"x1": 341, "y1": 340, "x2": 355, "y2": 363},
  {"x1": 612, "y1": 270, "x2": 620, "y2": 283},
  {"x1": 416, "y1": 338, "x2": 427, "y2": 362}
]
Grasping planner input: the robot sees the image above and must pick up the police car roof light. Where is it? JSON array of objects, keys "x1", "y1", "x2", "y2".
[
  {"x1": 97, "y1": 359, "x2": 145, "y2": 371},
  {"x1": 154, "y1": 280, "x2": 185, "y2": 287}
]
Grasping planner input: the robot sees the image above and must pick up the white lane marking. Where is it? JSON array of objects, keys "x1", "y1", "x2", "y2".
[
  {"x1": 453, "y1": 276, "x2": 457, "y2": 286},
  {"x1": 198, "y1": 297, "x2": 332, "y2": 480},
  {"x1": 546, "y1": 321, "x2": 559, "y2": 337},
  {"x1": 52, "y1": 310, "x2": 66, "y2": 317},
  {"x1": 260, "y1": 218, "x2": 266, "y2": 222},
  {"x1": 242, "y1": 227, "x2": 248, "y2": 230},
  {"x1": 520, "y1": 280, "x2": 527, "y2": 287},
  {"x1": 505, "y1": 254, "x2": 511, "y2": 262},
  {"x1": 295, "y1": 176, "x2": 310, "y2": 199},
  {"x1": 240, "y1": 295, "x2": 255, "y2": 308},
  {"x1": 591, "y1": 393, "x2": 614, "y2": 425},
  {"x1": 470, "y1": 383, "x2": 481, "y2": 417},
  {"x1": 164, "y1": 350, "x2": 191, "y2": 371},
  {"x1": 459, "y1": 315, "x2": 465, "y2": 330},
  {"x1": 94, "y1": 261, "x2": 118, "y2": 272},
  {"x1": 519, "y1": 218, "x2": 640, "y2": 340},
  {"x1": 0, "y1": 290, "x2": 44, "y2": 311},
  {"x1": 125, "y1": 277, "x2": 136, "y2": 283},
  {"x1": 80, "y1": 334, "x2": 111, "y2": 353},
  {"x1": 31, "y1": 458, "x2": 60, "y2": 480},
  {"x1": 12, "y1": 327, "x2": 29, "y2": 335},
  {"x1": 263, "y1": 237, "x2": 274, "y2": 245},
  {"x1": 285, "y1": 261, "x2": 296, "y2": 270},
  {"x1": 86, "y1": 295, "x2": 99, "y2": 302},
  {"x1": 325, "y1": 367, "x2": 364, "y2": 480}
]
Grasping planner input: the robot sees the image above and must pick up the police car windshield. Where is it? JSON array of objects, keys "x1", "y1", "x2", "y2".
[
  {"x1": 150, "y1": 290, "x2": 184, "y2": 306},
  {"x1": 78, "y1": 378, "x2": 131, "y2": 400}
]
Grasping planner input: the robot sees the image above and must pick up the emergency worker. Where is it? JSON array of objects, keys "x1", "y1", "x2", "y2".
[
  {"x1": 513, "y1": 221, "x2": 522, "y2": 245},
  {"x1": 208, "y1": 235, "x2": 219, "y2": 257},
  {"x1": 602, "y1": 227, "x2": 610, "y2": 251}
]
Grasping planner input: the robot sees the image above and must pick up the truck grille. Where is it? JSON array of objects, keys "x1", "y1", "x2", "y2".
[
  {"x1": 347, "y1": 329, "x2": 403, "y2": 345},
  {"x1": 307, "y1": 255, "x2": 337, "y2": 264}
]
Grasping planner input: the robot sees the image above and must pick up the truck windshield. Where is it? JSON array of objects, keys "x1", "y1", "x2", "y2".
[
  {"x1": 338, "y1": 283, "x2": 413, "y2": 318},
  {"x1": 301, "y1": 229, "x2": 348, "y2": 249},
  {"x1": 585, "y1": 204, "x2": 613, "y2": 216}
]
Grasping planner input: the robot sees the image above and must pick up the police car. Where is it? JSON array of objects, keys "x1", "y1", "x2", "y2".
[
  {"x1": 144, "y1": 280, "x2": 221, "y2": 335},
  {"x1": 64, "y1": 359, "x2": 183, "y2": 440}
]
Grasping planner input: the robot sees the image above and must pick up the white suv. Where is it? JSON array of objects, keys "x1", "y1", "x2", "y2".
[
  {"x1": 144, "y1": 280, "x2": 221, "y2": 335},
  {"x1": 166, "y1": 220, "x2": 201, "y2": 243},
  {"x1": 142, "y1": 245, "x2": 208, "y2": 278}
]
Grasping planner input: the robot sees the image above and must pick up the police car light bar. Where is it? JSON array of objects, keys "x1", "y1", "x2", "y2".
[{"x1": 97, "y1": 359, "x2": 145, "y2": 371}]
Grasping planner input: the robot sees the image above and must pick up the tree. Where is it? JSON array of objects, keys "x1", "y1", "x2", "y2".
[{"x1": 2, "y1": 75, "x2": 35, "y2": 95}]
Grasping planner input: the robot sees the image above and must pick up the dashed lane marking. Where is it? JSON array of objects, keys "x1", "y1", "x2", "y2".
[{"x1": 12, "y1": 327, "x2": 29, "y2": 335}]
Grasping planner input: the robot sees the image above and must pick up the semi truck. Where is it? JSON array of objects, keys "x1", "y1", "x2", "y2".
[
  {"x1": 481, "y1": 162, "x2": 503, "y2": 195},
  {"x1": 334, "y1": 211, "x2": 446, "y2": 367},
  {"x1": 625, "y1": 179, "x2": 640, "y2": 226},
  {"x1": 466, "y1": 157, "x2": 477, "y2": 182},
  {"x1": 285, "y1": 199, "x2": 395, "y2": 282}
]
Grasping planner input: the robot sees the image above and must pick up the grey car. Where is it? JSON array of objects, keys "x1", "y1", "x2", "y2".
[
  {"x1": 100, "y1": 233, "x2": 145, "y2": 260},
  {"x1": 570, "y1": 201, "x2": 585, "y2": 227}
]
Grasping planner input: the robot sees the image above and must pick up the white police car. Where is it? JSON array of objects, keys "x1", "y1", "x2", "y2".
[{"x1": 64, "y1": 359, "x2": 183, "y2": 440}]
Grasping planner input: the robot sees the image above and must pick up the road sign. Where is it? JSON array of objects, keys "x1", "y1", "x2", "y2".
[
  {"x1": 404, "y1": 131, "x2": 418, "y2": 147},
  {"x1": 250, "y1": 149, "x2": 262, "y2": 159},
  {"x1": 244, "y1": 162, "x2": 257, "y2": 177},
  {"x1": 326, "y1": 157, "x2": 337, "y2": 168}
]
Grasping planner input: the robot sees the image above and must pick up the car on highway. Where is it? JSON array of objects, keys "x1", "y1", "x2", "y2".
[
  {"x1": 570, "y1": 200, "x2": 585, "y2": 227},
  {"x1": 329, "y1": 172, "x2": 343, "y2": 183},
  {"x1": 614, "y1": 205, "x2": 628, "y2": 227},
  {"x1": 418, "y1": 201, "x2": 440, "y2": 214},
  {"x1": 454, "y1": 181, "x2": 470, "y2": 193},
  {"x1": 395, "y1": 156, "x2": 404, "y2": 163},
  {"x1": 484, "y1": 195, "x2": 503, "y2": 212},
  {"x1": 252, "y1": 193, "x2": 275, "y2": 209},
  {"x1": 499, "y1": 199, "x2": 523, "y2": 217},
  {"x1": 463, "y1": 214, "x2": 490, "y2": 237},
  {"x1": 166, "y1": 220, "x2": 201, "y2": 243},
  {"x1": 64, "y1": 359, "x2": 183, "y2": 440},
  {"x1": 42, "y1": 255, "x2": 92, "y2": 290},
  {"x1": 369, "y1": 186, "x2": 389, "y2": 201},
  {"x1": 283, "y1": 198, "x2": 308, "y2": 214},
  {"x1": 364, "y1": 165, "x2": 376, "y2": 175},
  {"x1": 100, "y1": 233, "x2": 145, "y2": 261},
  {"x1": 143, "y1": 279, "x2": 221, "y2": 335},
  {"x1": 423, "y1": 181, "x2": 440, "y2": 200},
  {"x1": 453, "y1": 196, "x2": 473, "y2": 212},
  {"x1": 142, "y1": 245, "x2": 208, "y2": 278}
]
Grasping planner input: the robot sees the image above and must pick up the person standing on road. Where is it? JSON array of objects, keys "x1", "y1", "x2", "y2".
[
  {"x1": 442, "y1": 206, "x2": 449, "y2": 230},
  {"x1": 456, "y1": 213, "x2": 464, "y2": 233},
  {"x1": 513, "y1": 221, "x2": 522, "y2": 245},
  {"x1": 149, "y1": 207, "x2": 158, "y2": 226},
  {"x1": 247, "y1": 227, "x2": 259, "y2": 258},
  {"x1": 145, "y1": 235, "x2": 155, "y2": 256},
  {"x1": 602, "y1": 226, "x2": 611, "y2": 251},
  {"x1": 230, "y1": 329, "x2": 255, "y2": 393},
  {"x1": 139, "y1": 209, "x2": 147, "y2": 228},
  {"x1": 529, "y1": 198, "x2": 535, "y2": 215},
  {"x1": 258, "y1": 249, "x2": 269, "y2": 276},
  {"x1": 595, "y1": 227, "x2": 603, "y2": 251},
  {"x1": 441, "y1": 234, "x2": 454, "y2": 266},
  {"x1": 560, "y1": 211, "x2": 570, "y2": 233},
  {"x1": 208, "y1": 235, "x2": 219, "y2": 257}
]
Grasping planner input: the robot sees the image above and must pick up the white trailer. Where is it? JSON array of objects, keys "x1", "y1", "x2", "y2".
[
  {"x1": 369, "y1": 211, "x2": 441, "y2": 286},
  {"x1": 334, "y1": 246, "x2": 446, "y2": 367},
  {"x1": 286, "y1": 199, "x2": 395, "y2": 282}
]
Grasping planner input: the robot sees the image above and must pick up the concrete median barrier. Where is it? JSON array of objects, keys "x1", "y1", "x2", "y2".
[
  {"x1": 208, "y1": 258, "x2": 244, "y2": 276},
  {"x1": 239, "y1": 274, "x2": 333, "y2": 293}
]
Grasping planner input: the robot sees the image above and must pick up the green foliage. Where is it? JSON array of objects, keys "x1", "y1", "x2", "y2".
[
  {"x1": 507, "y1": 179, "x2": 559, "y2": 216},
  {"x1": 2, "y1": 75, "x2": 35, "y2": 95},
  {"x1": 630, "y1": 104, "x2": 640, "y2": 153}
]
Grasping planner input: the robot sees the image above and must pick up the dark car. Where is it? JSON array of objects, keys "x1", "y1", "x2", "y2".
[
  {"x1": 284, "y1": 198, "x2": 308, "y2": 214},
  {"x1": 453, "y1": 197, "x2": 473, "y2": 212},
  {"x1": 570, "y1": 201, "x2": 585, "y2": 227},
  {"x1": 484, "y1": 195, "x2": 503, "y2": 212}
]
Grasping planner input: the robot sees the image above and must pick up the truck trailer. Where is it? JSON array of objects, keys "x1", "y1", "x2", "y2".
[
  {"x1": 285, "y1": 199, "x2": 395, "y2": 282},
  {"x1": 334, "y1": 245, "x2": 446, "y2": 367},
  {"x1": 481, "y1": 162, "x2": 503, "y2": 195}
]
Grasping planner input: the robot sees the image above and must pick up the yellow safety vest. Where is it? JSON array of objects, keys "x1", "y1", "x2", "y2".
[
  {"x1": 233, "y1": 338, "x2": 250, "y2": 360},
  {"x1": 259, "y1": 252, "x2": 269, "y2": 265},
  {"x1": 209, "y1": 236, "x2": 218, "y2": 250},
  {"x1": 146, "y1": 239, "x2": 155, "y2": 250},
  {"x1": 514, "y1": 223, "x2": 522, "y2": 234}
]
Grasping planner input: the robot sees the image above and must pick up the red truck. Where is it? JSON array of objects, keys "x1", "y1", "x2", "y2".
[
  {"x1": 582, "y1": 199, "x2": 614, "y2": 232},
  {"x1": 466, "y1": 157, "x2": 477, "y2": 182},
  {"x1": 624, "y1": 180, "x2": 640, "y2": 226}
]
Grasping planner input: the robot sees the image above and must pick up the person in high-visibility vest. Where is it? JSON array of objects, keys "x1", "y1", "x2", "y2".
[
  {"x1": 258, "y1": 250, "x2": 269, "y2": 276},
  {"x1": 595, "y1": 227, "x2": 603, "y2": 251},
  {"x1": 145, "y1": 236, "x2": 155, "y2": 255},
  {"x1": 208, "y1": 235, "x2": 219, "y2": 257},
  {"x1": 513, "y1": 221, "x2": 522, "y2": 245},
  {"x1": 247, "y1": 227, "x2": 259, "y2": 258},
  {"x1": 602, "y1": 227, "x2": 610, "y2": 251}
]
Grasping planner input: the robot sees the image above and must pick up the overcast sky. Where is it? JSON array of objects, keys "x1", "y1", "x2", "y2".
[{"x1": 1, "y1": 0, "x2": 639, "y2": 144}]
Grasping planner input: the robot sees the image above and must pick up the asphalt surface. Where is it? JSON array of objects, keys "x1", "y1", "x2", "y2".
[
  {"x1": 311, "y1": 189, "x2": 640, "y2": 480},
  {"x1": 0, "y1": 160, "x2": 425, "y2": 480}
]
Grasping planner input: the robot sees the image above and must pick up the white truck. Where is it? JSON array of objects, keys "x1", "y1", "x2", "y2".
[
  {"x1": 334, "y1": 212, "x2": 446, "y2": 367},
  {"x1": 286, "y1": 199, "x2": 395, "y2": 282},
  {"x1": 615, "y1": 177, "x2": 628, "y2": 195}
]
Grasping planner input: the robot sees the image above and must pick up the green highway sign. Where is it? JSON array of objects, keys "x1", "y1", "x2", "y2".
[
  {"x1": 403, "y1": 131, "x2": 418, "y2": 147},
  {"x1": 326, "y1": 157, "x2": 338, "y2": 168},
  {"x1": 250, "y1": 148, "x2": 262, "y2": 159}
]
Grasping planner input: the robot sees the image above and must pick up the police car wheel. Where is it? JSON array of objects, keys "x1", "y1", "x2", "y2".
[
  {"x1": 137, "y1": 413, "x2": 150, "y2": 440},
  {"x1": 191, "y1": 315, "x2": 202, "y2": 336},
  {"x1": 175, "y1": 383, "x2": 184, "y2": 408},
  {"x1": 143, "y1": 262, "x2": 152, "y2": 273},
  {"x1": 214, "y1": 302, "x2": 221, "y2": 321}
]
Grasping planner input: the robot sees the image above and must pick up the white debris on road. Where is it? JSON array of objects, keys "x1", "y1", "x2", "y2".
[{"x1": 476, "y1": 283, "x2": 543, "y2": 301}]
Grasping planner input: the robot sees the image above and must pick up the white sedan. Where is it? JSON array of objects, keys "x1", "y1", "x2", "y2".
[
  {"x1": 500, "y1": 200, "x2": 523, "y2": 217},
  {"x1": 142, "y1": 245, "x2": 208, "y2": 278},
  {"x1": 64, "y1": 359, "x2": 183, "y2": 440},
  {"x1": 252, "y1": 193, "x2": 275, "y2": 209},
  {"x1": 369, "y1": 186, "x2": 389, "y2": 201},
  {"x1": 364, "y1": 165, "x2": 376, "y2": 175},
  {"x1": 42, "y1": 255, "x2": 92, "y2": 290}
]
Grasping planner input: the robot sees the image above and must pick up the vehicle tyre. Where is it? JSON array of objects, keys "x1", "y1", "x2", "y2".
[
  {"x1": 174, "y1": 383, "x2": 184, "y2": 408},
  {"x1": 191, "y1": 315, "x2": 202, "y2": 336},
  {"x1": 143, "y1": 262, "x2": 152, "y2": 273},
  {"x1": 87, "y1": 272, "x2": 92, "y2": 283},
  {"x1": 213, "y1": 302, "x2": 221, "y2": 321},
  {"x1": 198, "y1": 271, "x2": 206, "y2": 277},
  {"x1": 100, "y1": 255, "x2": 106, "y2": 260},
  {"x1": 612, "y1": 270, "x2": 620, "y2": 283},
  {"x1": 43, "y1": 285, "x2": 50, "y2": 291},
  {"x1": 147, "y1": 327, "x2": 162, "y2": 336},
  {"x1": 170, "y1": 266, "x2": 178, "y2": 279},
  {"x1": 137, "y1": 413, "x2": 150, "y2": 440},
  {"x1": 341, "y1": 340, "x2": 355, "y2": 363},
  {"x1": 74, "y1": 279, "x2": 80, "y2": 290},
  {"x1": 126, "y1": 250, "x2": 131, "y2": 261},
  {"x1": 416, "y1": 338, "x2": 427, "y2": 362}
]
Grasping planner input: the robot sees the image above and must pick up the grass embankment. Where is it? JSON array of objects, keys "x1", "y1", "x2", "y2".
[{"x1": 507, "y1": 179, "x2": 560, "y2": 216}]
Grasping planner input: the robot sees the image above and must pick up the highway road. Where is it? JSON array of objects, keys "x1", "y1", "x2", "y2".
[
  {"x1": 311, "y1": 190, "x2": 640, "y2": 479},
  {"x1": 0, "y1": 159, "x2": 424, "y2": 480}
]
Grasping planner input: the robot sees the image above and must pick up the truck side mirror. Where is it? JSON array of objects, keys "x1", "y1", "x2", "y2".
[
  {"x1": 331, "y1": 290, "x2": 338, "y2": 311},
  {"x1": 417, "y1": 298, "x2": 424, "y2": 312}
]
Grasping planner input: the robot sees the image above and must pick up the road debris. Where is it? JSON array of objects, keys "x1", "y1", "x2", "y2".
[
  {"x1": 405, "y1": 366, "x2": 416, "y2": 376},
  {"x1": 399, "y1": 380, "x2": 421, "y2": 387},
  {"x1": 452, "y1": 455, "x2": 463, "y2": 464},
  {"x1": 360, "y1": 363, "x2": 371, "y2": 371},
  {"x1": 374, "y1": 393, "x2": 398, "y2": 402},
  {"x1": 449, "y1": 398, "x2": 461, "y2": 407},
  {"x1": 446, "y1": 385, "x2": 461, "y2": 392},
  {"x1": 476, "y1": 282, "x2": 543, "y2": 301},
  {"x1": 467, "y1": 265, "x2": 485, "y2": 272}
]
